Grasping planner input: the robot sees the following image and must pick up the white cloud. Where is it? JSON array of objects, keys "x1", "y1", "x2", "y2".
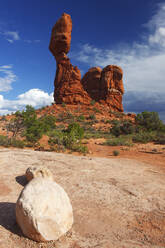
[
  {"x1": 0, "y1": 65, "x2": 17, "y2": 91},
  {"x1": 3, "y1": 31, "x2": 20, "y2": 43},
  {"x1": 71, "y1": 3, "x2": 165, "y2": 120},
  {"x1": 0, "y1": 89, "x2": 54, "y2": 115}
]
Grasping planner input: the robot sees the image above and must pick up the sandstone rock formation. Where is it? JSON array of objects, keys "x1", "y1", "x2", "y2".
[
  {"x1": 49, "y1": 13, "x2": 91, "y2": 105},
  {"x1": 26, "y1": 166, "x2": 53, "y2": 182},
  {"x1": 49, "y1": 13, "x2": 124, "y2": 111},
  {"x1": 100, "y1": 65, "x2": 124, "y2": 112},
  {"x1": 16, "y1": 178, "x2": 73, "y2": 242},
  {"x1": 81, "y1": 65, "x2": 124, "y2": 111},
  {"x1": 81, "y1": 67, "x2": 102, "y2": 101}
]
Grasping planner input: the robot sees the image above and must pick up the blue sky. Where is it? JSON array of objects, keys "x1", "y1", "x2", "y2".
[{"x1": 0, "y1": 0, "x2": 165, "y2": 121}]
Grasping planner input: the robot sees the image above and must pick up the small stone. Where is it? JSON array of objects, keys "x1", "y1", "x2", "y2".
[
  {"x1": 25, "y1": 166, "x2": 53, "y2": 182},
  {"x1": 16, "y1": 178, "x2": 73, "y2": 242}
]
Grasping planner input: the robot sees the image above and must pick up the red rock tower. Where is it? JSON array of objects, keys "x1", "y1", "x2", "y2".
[
  {"x1": 49, "y1": 13, "x2": 124, "y2": 112},
  {"x1": 49, "y1": 13, "x2": 90, "y2": 105}
]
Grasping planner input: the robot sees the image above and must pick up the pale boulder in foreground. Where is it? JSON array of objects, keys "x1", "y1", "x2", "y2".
[
  {"x1": 16, "y1": 178, "x2": 73, "y2": 242},
  {"x1": 25, "y1": 165, "x2": 53, "y2": 182}
]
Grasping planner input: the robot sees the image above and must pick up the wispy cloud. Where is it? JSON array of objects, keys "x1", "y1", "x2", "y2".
[
  {"x1": 0, "y1": 65, "x2": 17, "y2": 92},
  {"x1": 24, "y1": 39, "x2": 41, "y2": 44},
  {"x1": 3, "y1": 31, "x2": 20, "y2": 43},
  {"x1": 0, "y1": 89, "x2": 54, "y2": 115},
  {"x1": 71, "y1": 3, "x2": 165, "y2": 120},
  {"x1": 0, "y1": 28, "x2": 41, "y2": 44}
]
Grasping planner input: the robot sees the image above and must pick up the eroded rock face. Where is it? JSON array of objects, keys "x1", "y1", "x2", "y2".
[
  {"x1": 16, "y1": 178, "x2": 73, "y2": 242},
  {"x1": 54, "y1": 58, "x2": 91, "y2": 104},
  {"x1": 49, "y1": 13, "x2": 124, "y2": 111},
  {"x1": 100, "y1": 65, "x2": 124, "y2": 112},
  {"x1": 81, "y1": 65, "x2": 124, "y2": 111},
  {"x1": 81, "y1": 67, "x2": 102, "y2": 101},
  {"x1": 49, "y1": 13, "x2": 72, "y2": 62},
  {"x1": 49, "y1": 13, "x2": 91, "y2": 105}
]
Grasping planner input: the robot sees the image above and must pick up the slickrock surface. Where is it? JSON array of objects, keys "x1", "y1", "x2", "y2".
[{"x1": 0, "y1": 148, "x2": 165, "y2": 247}]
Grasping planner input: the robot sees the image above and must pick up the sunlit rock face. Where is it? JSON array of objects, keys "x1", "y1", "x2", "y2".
[
  {"x1": 49, "y1": 13, "x2": 91, "y2": 105},
  {"x1": 81, "y1": 65, "x2": 124, "y2": 111},
  {"x1": 49, "y1": 13, "x2": 124, "y2": 111},
  {"x1": 100, "y1": 65, "x2": 124, "y2": 112}
]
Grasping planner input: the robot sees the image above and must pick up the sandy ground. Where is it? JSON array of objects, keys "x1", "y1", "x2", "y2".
[{"x1": 0, "y1": 148, "x2": 165, "y2": 248}]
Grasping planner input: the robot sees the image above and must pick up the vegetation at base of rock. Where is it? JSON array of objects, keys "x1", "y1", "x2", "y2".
[
  {"x1": 135, "y1": 111, "x2": 164, "y2": 131},
  {"x1": 90, "y1": 100, "x2": 96, "y2": 106},
  {"x1": 0, "y1": 135, "x2": 25, "y2": 148},
  {"x1": 110, "y1": 120, "x2": 135, "y2": 137},
  {"x1": 109, "y1": 111, "x2": 165, "y2": 145},
  {"x1": 103, "y1": 136, "x2": 133, "y2": 147},
  {"x1": 113, "y1": 150, "x2": 120, "y2": 156},
  {"x1": 48, "y1": 122, "x2": 88, "y2": 154}
]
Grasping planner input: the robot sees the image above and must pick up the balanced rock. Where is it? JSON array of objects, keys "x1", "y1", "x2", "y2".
[
  {"x1": 16, "y1": 178, "x2": 73, "y2": 242},
  {"x1": 49, "y1": 13, "x2": 91, "y2": 105},
  {"x1": 26, "y1": 166, "x2": 53, "y2": 182},
  {"x1": 49, "y1": 13, "x2": 72, "y2": 62},
  {"x1": 49, "y1": 13, "x2": 125, "y2": 111}
]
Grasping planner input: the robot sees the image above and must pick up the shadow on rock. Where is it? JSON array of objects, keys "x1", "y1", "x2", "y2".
[
  {"x1": 0, "y1": 202, "x2": 22, "y2": 236},
  {"x1": 15, "y1": 175, "x2": 27, "y2": 186}
]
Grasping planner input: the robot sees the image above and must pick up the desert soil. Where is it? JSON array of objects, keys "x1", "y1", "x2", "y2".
[{"x1": 0, "y1": 148, "x2": 165, "y2": 248}]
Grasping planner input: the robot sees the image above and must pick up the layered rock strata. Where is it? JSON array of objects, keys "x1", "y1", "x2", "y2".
[
  {"x1": 49, "y1": 13, "x2": 124, "y2": 111},
  {"x1": 49, "y1": 13, "x2": 90, "y2": 105}
]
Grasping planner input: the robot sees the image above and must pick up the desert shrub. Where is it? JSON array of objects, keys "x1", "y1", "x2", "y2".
[
  {"x1": 113, "y1": 150, "x2": 120, "y2": 156},
  {"x1": 48, "y1": 123, "x2": 86, "y2": 153},
  {"x1": 135, "y1": 111, "x2": 164, "y2": 131},
  {"x1": 20, "y1": 105, "x2": 56, "y2": 143},
  {"x1": 0, "y1": 135, "x2": 10, "y2": 147},
  {"x1": 10, "y1": 138, "x2": 25, "y2": 148},
  {"x1": 77, "y1": 115, "x2": 85, "y2": 121},
  {"x1": 90, "y1": 100, "x2": 96, "y2": 106},
  {"x1": 66, "y1": 122, "x2": 84, "y2": 140},
  {"x1": 93, "y1": 107, "x2": 101, "y2": 113},
  {"x1": 154, "y1": 133, "x2": 165, "y2": 144},
  {"x1": 88, "y1": 114, "x2": 96, "y2": 120},
  {"x1": 132, "y1": 132, "x2": 156, "y2": 144},
  {"x1": 0, "y1": 135, "x2": 24, "y2": 148},
  {"x1": 39, "y1": 115, "x2": 56, "y2": 132},
  {"x1": 61, "y1": 102, "x2": 66, "y2": 107},
  {"x1": 57, "y1": 112, "x2": 65, "y2": 122},
  {"x1": 104, "y1": 136, "x2": 133, "y2": 146},
  {"x1": 110, "y1": 120, "x2": 135, "y2": 137}
]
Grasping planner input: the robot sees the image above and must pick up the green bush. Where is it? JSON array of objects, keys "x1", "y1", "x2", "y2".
[
  {"x1": 93, "y1": 107, "x2": 101, "y2": 113},
  {"x1": 0, "y1": 135, "x2": 24, "y2": 148},
  {"x1": 135, "y1": 111, "x2": 164, "y2": 131},
  {"x1": 104, "y1": 137, "x2": 133, "y2": 146},
  {"x1": 132, "y1": 132, "x2": 156, "y2": 144},
  {"x1": 77, "y1": 115, "x2": 85, "y2": 121},
  {"x1": 88, "y1": 114, "x2": 96, "y2": 120},
  {"x1": 48, "y1": 123, "x2": 86, "y2": 153},
  {"x1": 154, "y1": 133, "x2": 165, "y2": 144},
  {"x1": 90, "y1": 100, "x2": 96, "y2": 106},
  {"x1": 61, "y1": 102, "x2": 66, "y2": 107},
  {"x1": 111, "y1": 120, "x2": 135, "y2": 137},
  {"x1": 113, "y1": 150, "x2": 120, "y2": 156}
]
